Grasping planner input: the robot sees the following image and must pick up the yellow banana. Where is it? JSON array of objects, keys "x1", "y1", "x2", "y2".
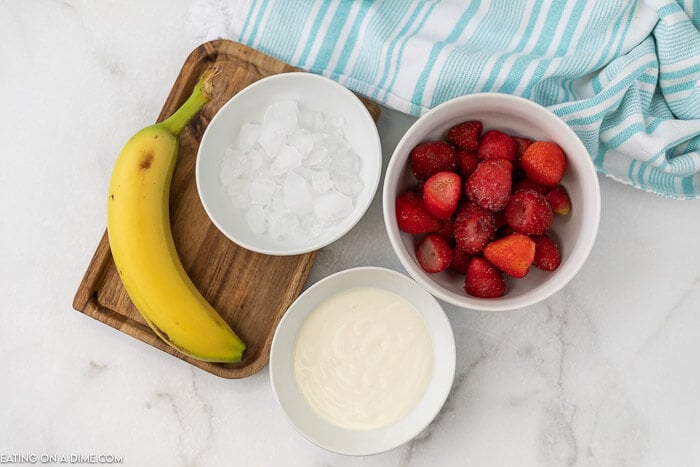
[{"x1": 107, "y1": 69, "x2": 246, "y2": 363}]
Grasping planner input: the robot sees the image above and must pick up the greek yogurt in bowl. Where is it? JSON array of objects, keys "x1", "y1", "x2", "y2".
[
  {"x1": 293, "y1": 286, "x2": 434, "y2": 431},
  {"x1": 269, "y1": 267, "x2": 455, "y2": 455}
]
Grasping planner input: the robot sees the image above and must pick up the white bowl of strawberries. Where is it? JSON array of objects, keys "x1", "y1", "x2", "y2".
[{"x1": 383, "y1": 93, "x2": 600, "y2": 311}]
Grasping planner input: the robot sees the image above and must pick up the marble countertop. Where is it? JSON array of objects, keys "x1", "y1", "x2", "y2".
[{"x1": 3, "y1": 2, "x2": 700, "y2": 466}]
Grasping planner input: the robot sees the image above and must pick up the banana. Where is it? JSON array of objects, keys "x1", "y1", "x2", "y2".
[{"x1": 107, "y1": 69, "x2": 246, "y2": 363}]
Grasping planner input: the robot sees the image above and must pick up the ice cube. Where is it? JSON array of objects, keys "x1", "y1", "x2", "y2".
[
  {"x1": 301, "y1": 214, "x2": 329, "y2": 239},
  {"x1": 283, "y1": 171, "x2": 313, "y2": 215},
  {"x1": 227, "y1": 182, "x2": 251, "y2": 209},
  {"x1": 248, "y1": 178, "x2": 277, "y2": 206},
  {"x1": 310, "y1": 170, "x2": 334, "y2": 193},
  {"x1": 263, "y1": 100, "x2": 298, "y2": 134},
  {"x1": 270, "y1": 145, "x2": 302, "y2": 176},
  {"x1": 258, "y1": 126, "x2": 285, "y2": 158},
  {"x1": 287, "y1": 128, "x2": 313, "y2": 156},
  {"x1": 245, "y1": 205, "x2": 267, "y2": 234},
  {"x1": 313, "y1": 191, "x2": 354, "y2": 221},
  {"x1": 334, "y1": 176, "x2": 364, "y2": 196},
  {"x1": 305, "y1": 145, "x2": 329, "y2": 168},
  {"x1": 238, "y1": 123, "x2": 261, "y2": 151},
  {"x1": 330, "y1": 148, "x2": 361, "y2": 176},
  {"x1": 220, "y1": 153, "x2": 239, "y2": 186},
  {"x1": 267, "y1": 211, "x2": 300, "y2": 241},
  {"x1": 299, "y1": 109, "x2": 325, "y2": 131}
]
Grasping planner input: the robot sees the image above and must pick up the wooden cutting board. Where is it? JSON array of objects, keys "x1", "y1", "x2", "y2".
[{"x1": 72, "y1": 40, "x2": 380, "y2": 379}]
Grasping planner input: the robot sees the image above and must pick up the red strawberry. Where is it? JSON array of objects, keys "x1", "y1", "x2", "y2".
[
  {"x1": 456, "y1": 148, "x2": 479, "y2": 178},
  {"x1": 447, "y1": 120, "x2": 483, "y2": 150},
  {"x1": 409, "y1": 141, "x2": 457, "y2": 181},
  {"x1": 453, "y1": 203, "x2": 496, "y2": 254},
  {"x1": 512, "y1": 136, "x2": 532, "y2": 159},
  {"x1": 545, "y1": 185, "x2": 571, "y2": 215},
  {"x1": 464, "y1": 257, "x2": 506, "y2": 298},
  {"x1": 520, "y1": 141, "x2": 567, "y2": 186},
  {"x1": 395, "y1": 191, "x2": 441, "y2": 234},
  {"x1": 477, "y1": 129, "x2": 517, "y2": 161},
  {"x1": 423, "y1": 171, "x2": 462, "y2": 219},
  {"x1": 416, "y1": 234, "x2": 453, "y2": 273},
  {"x1": 504, "y1": 189, "x2": 553, "y2": 235},
  {"x1": 532, "y1": 234, "x2": 561, "y2": 271},
  {"x1": 465, "y1": 159, "x2": 513, "y2": 212},
  {"x1": 483, "y1": 232, "x2": 536, "y2": 278},
  {"x1": 449, "y1": 247, "x2": 472, "y2": 274}
]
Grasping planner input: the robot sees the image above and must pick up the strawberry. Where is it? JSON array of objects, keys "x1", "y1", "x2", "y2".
[
  {"x1": 456, "y1": 148, "x2": 479, "y2": 178},
  {"x1": 464, "y1": 257, "x2": 506, "y2": 298},
  {"x1": 483, "y1": 232, "x2": 536, "y2": 278},
  {"x1": 423, "y1": 171, "x2": 462, "y2": 219},
  {"x1": 453, "y1": 203, "x2": 496, "y2": 254},
  {"x1": 520, "y1": 141, "x2": 567, "y2": 186},
  {"x1": 447, "y1": 120, "x2": 482, "y2": 150},
  {"x1": 504, "y1": 189, "x2": 553, "y2": 235},
  {"x1": 545, "y1": 185, "x2": 571, "y2": 215},
  {"x1": 409, "y1": 141, "x2": 457, "y2": 181},
  {"x1": 513, "y1": 136, "x2": 532, "y2": 159},
  {"x1": 416, "y1": 234, "x2": 453, "y2": 273},
  {"x1": 532, "y1": 234, "x2": 561, "y2": 271},
  {"x1": 465, "y1": 159, "x2": 513, "y2": 212},
  {"x1": 449, "y1": 247, "x2": 472, "y2": 274},
  {"x1": 435, "y1": 215, "x2": 455, "y2": 244},
  {"x1": 395, "y1": 191, "x2": 441, "y2": 234},
  {"x1": 477, "y1": 129, "x2": 517, "y2": 161}
]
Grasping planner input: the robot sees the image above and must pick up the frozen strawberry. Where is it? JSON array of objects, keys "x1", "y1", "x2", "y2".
[
  {"x1": 512, "y1": 178, "x2": 549, "y2": 195},
  {"x1": 456, "y1": 148, "x2": 479, "y2": 178},
  {"x1": 453, "y1": 203, "x2": 496, "y2": 254},
  {"x1": 395, "y1": 191, "x2": 441, "y2": 234},
  {"x1": 409, "y1": 141, "x2": 457, "y2": 181},
  {"x1": 416, "y1": 234, "x2": 453, "y2": 273},
  {"x1": 465, "y1": 159, "x2": 513, "y2": 212},
  {"x1": 532, "y1": 234, "x2": 561, "y2": 271},
  {"x1": 423, "y1": 171, "x2": 462, "y2": 219},
  {"x1": 504, "y1": 189, "x2": 553, "y2": 235},
  {"x1": 477, "y1": 129, "x2": 517, "y2": 161},
  {"x1": 447, "y1": 120, "x2": 483, "y2": 150},
  {"x1": 449, "y1": 247, "x2": 472, "y2": 274},
  {"x1": 464, "y1": 257, "x2": 506, "y2": 298},
  {"x1": 520, "y1": 141, "x2": 567, "y2": 186},
  {"x1": 546, "y1": 185, "x2": 571, "y2": 215},
  {"x1": 483, "y1": 232, "x2": 536, "y2": 278},
  {"x1": 513, "y1": 136, "x2": 532, "y2": 159}
]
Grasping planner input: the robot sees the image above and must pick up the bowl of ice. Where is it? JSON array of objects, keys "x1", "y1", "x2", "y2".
[{"x1": 196, "y1": 72, "x2": 382, "y2": 255}]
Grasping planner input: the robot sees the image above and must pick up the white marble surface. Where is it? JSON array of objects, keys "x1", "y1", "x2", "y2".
[{"x1": 2, "y1": 1, "x2": 700, "y2": 466}]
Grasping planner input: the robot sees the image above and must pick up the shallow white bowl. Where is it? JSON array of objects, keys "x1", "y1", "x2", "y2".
[
  {"x1": 269, "y1": 267, "x2": 456, "y2": 456},
  {"x1": 196, "y1": 72, "x2": 381, "y2": 255},
  {"x1": 383, "y1": 93, "x2": 601, "y2": 311}
]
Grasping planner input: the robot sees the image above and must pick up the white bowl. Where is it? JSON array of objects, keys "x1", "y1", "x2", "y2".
[
  {"x1": 383, "y1": 93, "x2": 601, "y2": 311},
  {"x1": 196, "y1": 72, "x2": 381, "y2": 255},
  {"x1": 269, "y1": 267, "x2": 456, "y2": 455}
]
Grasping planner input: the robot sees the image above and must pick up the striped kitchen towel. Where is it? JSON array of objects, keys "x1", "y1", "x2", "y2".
[{"x1": 187, "y1": 0, "x2": 700, "y2": 199}]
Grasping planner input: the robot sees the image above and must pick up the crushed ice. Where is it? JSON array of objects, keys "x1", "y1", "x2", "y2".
[{"x1": 220, "y1": 100, "x2": 364, "y2": 242}]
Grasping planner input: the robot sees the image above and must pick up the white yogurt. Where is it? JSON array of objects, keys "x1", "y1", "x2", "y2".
[{"x1": 293, "y1": 287, "x2": 433, "y2": 431}]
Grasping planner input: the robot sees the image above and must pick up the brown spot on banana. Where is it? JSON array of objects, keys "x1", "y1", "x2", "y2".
[{"x1": 140, "y1": 152, "x2": 153, "y2": 170}]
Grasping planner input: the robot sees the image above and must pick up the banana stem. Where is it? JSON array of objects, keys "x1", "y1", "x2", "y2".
[{"x1": 160, "y1": 67, "x2": 217, "y2": 136}]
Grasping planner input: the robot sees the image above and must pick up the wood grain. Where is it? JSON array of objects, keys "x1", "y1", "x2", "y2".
[{"x1": 72, "y1": 40, "x2": 381, "y2": 378}]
